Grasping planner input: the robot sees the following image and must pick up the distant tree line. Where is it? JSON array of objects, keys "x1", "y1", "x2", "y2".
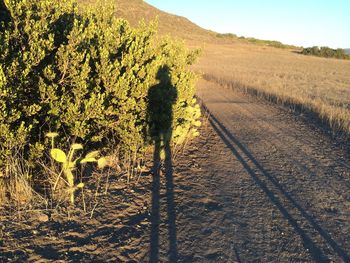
[
  {"x1": 238, "y1": 36, "x2": 299, "y2": 49},
  {"x1": 241, "y1": 37, "x2": 294, "y2": 49},
  {"x1": 216, "y1": 33, "x2": 237, "y2": 39},
  {"x1": 301, "y1": 46, "x2": 350, "y2": 59}
]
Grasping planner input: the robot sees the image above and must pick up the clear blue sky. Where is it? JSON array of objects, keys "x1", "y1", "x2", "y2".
[{"x1": 145, "y1": 0, "x2": 350, "y2": 48}]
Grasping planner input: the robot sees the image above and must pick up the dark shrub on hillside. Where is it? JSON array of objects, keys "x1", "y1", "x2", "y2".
[{"x1": 302, "y1": 46, "x2": 350, "y2": 59}]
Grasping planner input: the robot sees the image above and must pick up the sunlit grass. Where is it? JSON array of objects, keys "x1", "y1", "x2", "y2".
[{"x1": 193, "y1": 43, "x2": 350, "y2": 134}]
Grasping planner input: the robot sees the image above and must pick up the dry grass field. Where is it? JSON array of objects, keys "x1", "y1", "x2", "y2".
[
  {"x1": 192, "y1": 42, "x2": 350, "y2": 134},
  {"x1": 111, "y1": 0, "x2": 350, "y2": 135}
]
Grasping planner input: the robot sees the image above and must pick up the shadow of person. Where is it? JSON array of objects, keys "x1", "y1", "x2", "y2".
[{"x1": 148, "y1": 65, "x2": 178, "y2": 262}]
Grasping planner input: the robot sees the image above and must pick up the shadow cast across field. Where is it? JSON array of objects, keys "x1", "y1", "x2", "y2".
[
  {"x1": 148, "y1": 65, "x2": 178, "y2": 262},
  {"x1": 201, "y1": 102, "x2": 350, "y2": 262}
]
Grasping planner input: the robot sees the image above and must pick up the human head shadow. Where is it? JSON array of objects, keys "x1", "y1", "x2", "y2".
[
  {"x1": 148, "y1": 65, "x2": 178, "y2": 143},
  {"x1": 147, "y1": 65, "x2": 178, "y2": 262}
]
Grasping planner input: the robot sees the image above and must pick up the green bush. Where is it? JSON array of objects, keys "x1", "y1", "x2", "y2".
[
  {"x1": 216, "y1": 33, "x2": 237, "y2": 39},
  {"x1": 0, "y1": 0, "x2": 200, "y2": 176},
  {"x1": 302, "y1": 46, "x2": 350, "y2": 59}
]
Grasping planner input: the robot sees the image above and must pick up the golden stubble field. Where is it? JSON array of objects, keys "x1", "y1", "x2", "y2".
[{"x1": 191, "y1": 41, "x2": 350, "y2": 134}]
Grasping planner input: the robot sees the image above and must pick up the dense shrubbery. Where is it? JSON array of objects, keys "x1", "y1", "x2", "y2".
[
  {"x1": 301, "y1": 46, "x2": 350, "y2": 59},
  {"x1": 0, "y1": 0, "x2": 200, "y2": 205}
]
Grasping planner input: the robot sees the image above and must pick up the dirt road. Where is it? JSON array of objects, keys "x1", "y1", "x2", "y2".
[
  {"x1": 1, "y1": 79, "x2": 350, "y2": 262},
  {"x1": 195, "y1": 79, "x2": 350, "y2": 262}
]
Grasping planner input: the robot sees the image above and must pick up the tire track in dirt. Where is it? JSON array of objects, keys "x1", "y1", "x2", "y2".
[{"x1": 197, "y1": 79, "x2": 350, "y2": 262}]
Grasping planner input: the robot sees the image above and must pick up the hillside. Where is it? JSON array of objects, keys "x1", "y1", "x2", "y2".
[
  {"x1": 116, "y1": 0, "x2": 213, "y2": 40},
  {"x1": 80, "y1": 0, "x2": 298, "y2": 48},
  {"x1": 79, "y1": 0, "x2": 216, "y2": 42}
]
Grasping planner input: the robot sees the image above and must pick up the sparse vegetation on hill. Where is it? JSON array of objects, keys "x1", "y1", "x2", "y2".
[
  {"x1": 215, "y1": 33, "x2": 237, "y2": 39},
  {"x1": 104, "y1": 0, "x2": 214, "y2": 41},
  {"x1": 302, "y1": 46, "x2": 350, "y2": 59},
  {"x1": 0, "y1": 0, "x2": 200, "y2": 209},
  {"x1": 214, "y1": 33, "x2": 301, "y2": 50},
  {"x1": 238, "y1": 36, "x2": 300, "y2": 49}
]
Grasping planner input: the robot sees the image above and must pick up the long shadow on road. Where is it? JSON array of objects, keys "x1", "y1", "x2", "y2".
[
  {"x1": 202, "y1": 101, "x2": 350, "y2": 263},
  {"x1": 148, "y1": 65, "x2": 178, "y2": 263}
]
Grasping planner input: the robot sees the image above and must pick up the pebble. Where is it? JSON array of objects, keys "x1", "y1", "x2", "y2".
[{"x1": 31, "y1": 211, "x2": 49, "y2": 222}]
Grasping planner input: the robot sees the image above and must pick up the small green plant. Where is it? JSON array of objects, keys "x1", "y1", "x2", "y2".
[
  {"x1": 46, "y1": 133, "x2": 107, "y2": 205},
  {"x1": 173, "y1": 98, "x2": 201, "y2": 145},
  {"x1": 172, "y1": 98, "x2": 201, "y2": 158}
]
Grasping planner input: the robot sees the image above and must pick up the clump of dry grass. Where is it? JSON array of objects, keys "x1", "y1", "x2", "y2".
[
  {"x1": 193, "y1": 43, "x2": 350, "y2": 135},
  {"x1": 0, "y1": 156, "x2": 41, "y2": 209}
]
